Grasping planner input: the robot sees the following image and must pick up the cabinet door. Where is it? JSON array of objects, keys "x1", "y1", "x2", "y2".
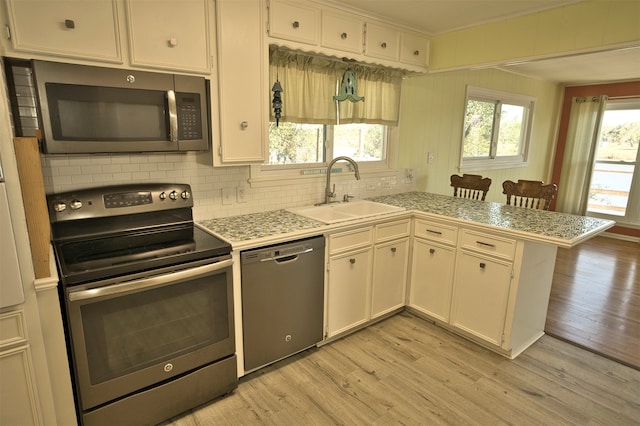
[
  {"x1": 450, "y1": 252, "x2": 512, "y2": 346},
  {"x1": 409, "y1": 239, "x2": 456, "y2": 322},
  {"x1": 215, "y1": 0, "x2": 266, "y2": 164},
  {"x1": 5, "y1": 0, "x2": 121, "y2": 62},
  {"x1": 326, "y1": 248, "x2": 372, "y2": 337},
  {"x1": 268, "y1": 0, "x2": 319, "y2": 45},
  {"x1": 321, "y1": 11, "x2": 363, "y2": 54},
  {"x1": 371, "y1": 238, "x2": 409, "y2": 319},
  {"x1": 126, "y1": 0, "x2": 210, "y2": 73},
  {"x1": 364, "y1": 22, "x2": 399, "y2": 61},
  {"x1": 399, "y1": 32, "x2": 429, "y2": 67}
]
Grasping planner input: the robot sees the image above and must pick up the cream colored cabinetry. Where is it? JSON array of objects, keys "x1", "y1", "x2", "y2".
[
  {"x1": 214, "y1": 0, "x2": 266, "y2": 165},
  {"x1": 326, "y1": 227, "x2": 373, "y2": 338},
  {"x1": 364, "y1": 22, "x2": 399, "y2": 61},
  {"x1": 125, "y1": 0, "x2": 210, "y2": 73},
  {"x1": 409, "y1": 219, "x2": 458, "y2": 322},
  {"x1": 321, "y1": 11, "x2": 363, "y2": 54},
  {"x1": 268, "y1": 0, "x2": 319, "y2": 45},
  {"x1": 371, "y1": 220, "x2": 410, "y2": 319},
  {"x1": 4, "y1": 0, "x2": 121, "y2": 63},
  {"x1": 0, "y1": 311, "x2": 40, "y2": 426},
  {"x1": 326, "y1": 219, "x2": 410, "y2": 339},
  {"x1": 399, "y1": 32, "x2": 429, "y2": 67}
]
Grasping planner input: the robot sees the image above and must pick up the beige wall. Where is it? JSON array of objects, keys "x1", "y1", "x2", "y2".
[
  {"x1": 397, "y1": 67, "x2": 563, "y2": 204},
  {"x1": 429, "y1": 0, "x2": 640, "y2": 72}
]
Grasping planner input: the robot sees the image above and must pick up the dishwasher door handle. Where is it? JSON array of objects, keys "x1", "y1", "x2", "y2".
[{"x1": 261, "y1": 247, "x2": 314, "y2": 263}]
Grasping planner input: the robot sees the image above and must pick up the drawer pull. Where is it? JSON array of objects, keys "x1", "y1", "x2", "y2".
[
  {"x1": 292, "y1": 21, "x2": 300, "y2": 29},
  {"x1": 429, "y1": 248, "x2": 435, "y2": 254},
  {"x1": 64, "y1": 19, "x2": 75, "y2": 29},
  {"x1": 476, "y1": 240, "x2": 496, "y2": 248},
  {"x1": 413, "y1": 50, "x2": 420, "y2": 56},
  {"x1": 391, "y1": 247, "x2": 397, "y2": 253},
  {"x1": 380, "y1": 42, "x2": 387, "y2": 48},
  {"x1": 349, "y1": 258, "x2": 356, "y2": 264},
  {"x1": 479, "y1": 262, "x2": 486, "y2": 269},
  {"x1": 341, "y1": 32, "x2": 348, "y2": 39},
  {"x1": 426, "y1": 229, "x2": 442, "y2": 235}
]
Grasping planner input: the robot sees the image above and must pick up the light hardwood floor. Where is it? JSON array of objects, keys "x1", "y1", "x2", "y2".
[
  {"x1": 545, "y1": 235, "x2": 640, "y2": 369},
  {"x1": 165, "y1": 312, "x2": 640, "y2": 425}
]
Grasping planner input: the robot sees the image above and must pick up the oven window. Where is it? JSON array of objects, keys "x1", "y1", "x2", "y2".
[{"x1": 81, "y1": 274, "x2": 229, "y2": 384}]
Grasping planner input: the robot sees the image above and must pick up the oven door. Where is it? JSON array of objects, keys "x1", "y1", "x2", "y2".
[{"x1": 65, "y1": 258, "x2": 234, "y2": 411}]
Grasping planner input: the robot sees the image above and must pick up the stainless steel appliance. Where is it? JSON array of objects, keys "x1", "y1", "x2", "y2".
[
  {"x1": 240, "y1": 236, "x2": 325, "y2": 372},
  {"x1": 26, "y1": 60, "x2": 210, "y2": 153},
  {"x1": 48, "y1": 183, "x2": 236, "y2": 426}
]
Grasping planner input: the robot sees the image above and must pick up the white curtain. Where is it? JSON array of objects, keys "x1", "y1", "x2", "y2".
[
  {"x1": 269, "y1": 48, "x2": 403, "y2": 126},
  {"x1": 556, "y1": 95, "x2": 607, "y2": 215}
]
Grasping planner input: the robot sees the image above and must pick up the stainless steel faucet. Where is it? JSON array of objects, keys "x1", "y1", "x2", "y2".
[{"x1": 324, "y1": 156, "x2": 361, "y2": 205}]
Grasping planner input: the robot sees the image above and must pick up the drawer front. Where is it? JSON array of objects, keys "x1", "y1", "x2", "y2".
[
  {"x1": 329, "y1": 227, "x2": 373, "y2": 255},
  {"x1": 375, "y1": 219, "x2": 410, "y2": 243},
  {"x1": 460, "y1": 229, "x2": 516, "y2": 260},
  {"x1": 400, "y1": 32, "x2": 429, "y2": 67},
  {"x1": 321, "y1": 11, "x2": 363, "y2": 53},
  {"x1": 0, "y1": 310, "x2": 27, "y2": 347},
  {"x1": 414, "y1": 219, "x2": 458, "y2": 246},
  {"x1": 269, "y1": 0, "x2": 319, "y2": 45}
]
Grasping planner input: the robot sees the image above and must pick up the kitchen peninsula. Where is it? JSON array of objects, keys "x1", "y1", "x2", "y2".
[{"x1": 198, "y1": 191, "x2": 614, "y2": 376}]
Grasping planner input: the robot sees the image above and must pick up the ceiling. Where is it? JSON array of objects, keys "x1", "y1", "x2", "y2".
[{"x1": 324, "y1": 0, "x2": 640, "y2": 85}]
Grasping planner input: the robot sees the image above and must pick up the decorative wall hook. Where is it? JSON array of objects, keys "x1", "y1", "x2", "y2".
[{"x1": 333, "y1": 69, "x2": 364, "y2": 103}]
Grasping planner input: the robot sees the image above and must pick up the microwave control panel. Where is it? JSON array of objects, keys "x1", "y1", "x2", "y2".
[{"x1": 176, "y1": 93, "x2": 203, "y2": 140}]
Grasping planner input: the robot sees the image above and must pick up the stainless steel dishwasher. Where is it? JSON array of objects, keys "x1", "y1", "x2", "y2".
[{"x1": 241, "y1": 236, "x2": 325, "y2": 372}]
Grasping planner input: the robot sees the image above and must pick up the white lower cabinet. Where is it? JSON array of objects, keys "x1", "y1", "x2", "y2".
[
  {"x1": 450, "y1": 251, "x2": 513, "y2": 346},
  {"x1": 325, "y1": 218, "x2": 410, "y2": 339}
]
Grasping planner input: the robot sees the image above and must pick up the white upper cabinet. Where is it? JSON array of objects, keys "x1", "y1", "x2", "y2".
[
  {"x1": 4, "y1": 0, "x2": 122, "y2": 63},
  {"x1": 268, "y1": 0, "x2": 319, "y2": 45},
  {"x1": 214, "y1": 0, "x2": 266, "y2": 165},
  {"x1": 126, "y1": 0, "x2": 211, "y2": 73},
  {"x1": 321, "y1": 11, "x2": 363, "y2": 54},
  {"x1": 364, "y1": 22, "x2": 400, "y2": 61},
  {"x1": 400, "y1": 31, "x2": 430, "y2": 67}
]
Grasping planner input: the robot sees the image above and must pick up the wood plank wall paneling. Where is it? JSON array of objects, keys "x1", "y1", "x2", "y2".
[{"x1": 163, "y1": 313, "x2": 640, "y2": 425}]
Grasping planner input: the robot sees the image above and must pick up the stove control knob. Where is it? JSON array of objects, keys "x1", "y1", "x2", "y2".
[
  {"x1": 181, "y1": 190, "x2": 190, "y2": 200},
  {"x1": 52, "y1": 201, "x2": 67, "y2": 212},
  {"x1": 169, "y1": 191, "x2": 178, "y2": 200},
  {"x1": 70, "y1": 199, "x2": 83, "y2": 210},
  {"x1": 159, "y1": 192, "x2": 167, "y2": 200}
]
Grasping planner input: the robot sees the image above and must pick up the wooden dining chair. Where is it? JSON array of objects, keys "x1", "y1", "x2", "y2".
[
  {"x1": 502, "y1": 179, "x2": 558, "y2": 210},
  {"x1": 450, "y1": 174, "x2": 492, "y2": 201}
]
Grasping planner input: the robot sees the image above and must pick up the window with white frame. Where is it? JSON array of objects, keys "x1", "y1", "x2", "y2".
[
  {"x1": 260, "y1": 48, "x2": 402, "y2": 174},
  {"x1": 460, "y1": 86, "x2": 535, "y2": 171}
]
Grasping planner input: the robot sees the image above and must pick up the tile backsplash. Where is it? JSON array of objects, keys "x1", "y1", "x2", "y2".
[{"x1": 40, "y1": 152, "x2": 416, "y2": 221}]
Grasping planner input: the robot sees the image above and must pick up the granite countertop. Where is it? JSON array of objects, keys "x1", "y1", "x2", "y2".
[{"x1": 198, "y1": 191, "x2": 615, "y2": 249}]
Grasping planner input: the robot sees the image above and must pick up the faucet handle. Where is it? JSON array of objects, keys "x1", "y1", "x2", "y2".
[
  {"x1": 343, "y1": 194, "x2": 354, "y2": 202},
  {"x1": 329, "y1": 184, "x2": 336, "y2": 198}
]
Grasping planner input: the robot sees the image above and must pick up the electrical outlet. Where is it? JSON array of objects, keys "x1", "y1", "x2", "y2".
[
  {"x1": 222, "y1": 187, "x2": 234, "y2": 205},
  {"x1": 236, "y1": 186, "x2": 247, "y2": 203}
]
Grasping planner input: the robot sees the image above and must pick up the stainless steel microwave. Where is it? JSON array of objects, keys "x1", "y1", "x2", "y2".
[{"x1": 30, "y1": 60, "x2": 210, "y2": 154}]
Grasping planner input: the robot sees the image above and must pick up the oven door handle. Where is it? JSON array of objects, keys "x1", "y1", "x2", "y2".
[{"x1": 68, "y1": 258, "x2": 233, "y2": 302}]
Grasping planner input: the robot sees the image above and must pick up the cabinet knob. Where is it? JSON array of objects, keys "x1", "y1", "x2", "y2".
[
  {"x1": 64, "y1": 19, "x2": 75, "y2": 29},
  {"x1": 429, "y1": 248, "x2": 435, "y2": 254},
  {"x1": 380, "y1": 42, "x2": 387, "y2": 49},
  {"x1": 349, "y1": 258, "x2": 356, "y2": 264},
  {"x1": 168, "y1": 37, "x2": 178, "y2": 47},
  {"x1": 479, "y1": 262, "x2": 486, "y2": 269},
  {"x1": 391, "y1": 247, "x2": 397, "y2": 253},
  {"x1": 240, "y1": 121, "x2": 249, "y2": 130},
  {"x1": 341, "y1": 32, "x2": 348, "y2": 40},
  {"x1": 292, "y1": 21, "x2": 300, "y2": 29},
  {"x1": 413, "y1": 50, "x2": 420, "y2": 56}
]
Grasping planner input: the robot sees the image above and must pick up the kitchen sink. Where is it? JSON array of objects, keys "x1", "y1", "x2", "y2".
[{"x1": 288, "y1": 200, "x2": 405, "y2": 224}]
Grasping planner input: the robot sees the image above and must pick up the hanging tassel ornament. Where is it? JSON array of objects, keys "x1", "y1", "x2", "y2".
[
  {"x1": 271, "y1": 80, "x2": 283, "y2": 127},
  {"x1": 333, "y1": 69, "x2": 364, "y2": 103}
]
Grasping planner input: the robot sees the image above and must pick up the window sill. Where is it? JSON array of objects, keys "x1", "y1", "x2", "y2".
[{"x1": 248, "y1": 164, "x2": 397, "y2": 188}]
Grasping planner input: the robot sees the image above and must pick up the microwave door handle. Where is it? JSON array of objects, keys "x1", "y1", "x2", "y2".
[
  {"x1": 167, "y1": 89, "x2": 178, "y2": 143},
  {"x1": 68, "y1": 258, "x2": 233, "y2": 302}
]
